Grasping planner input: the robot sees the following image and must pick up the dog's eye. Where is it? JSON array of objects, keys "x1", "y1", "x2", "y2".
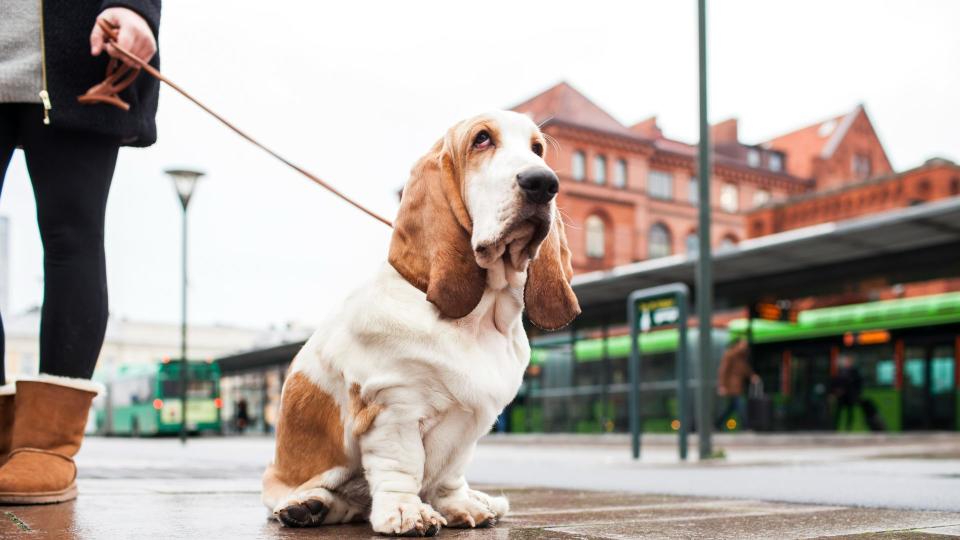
[
  {"x1": 531, "y1": 142, "x2": 544, "y2": 157},
  {"x1": 473, "y1": 130, "x2": 492, "y2": 150}
]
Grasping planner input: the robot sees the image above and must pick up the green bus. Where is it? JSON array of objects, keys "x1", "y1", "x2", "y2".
[
  {"x1": 513, "y1": 292, "x2": 959, "y2": 434},
  {"x1": 97, "y1": 360, "x2": 223, "y2": 436},
  {"x1": 728, "y1": 292, "x2": 960, "y2": 432}
]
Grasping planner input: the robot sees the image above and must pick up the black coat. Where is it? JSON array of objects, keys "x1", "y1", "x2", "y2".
[{"x1": 43, "y1": 0, "x2": 161, "y2": 147}]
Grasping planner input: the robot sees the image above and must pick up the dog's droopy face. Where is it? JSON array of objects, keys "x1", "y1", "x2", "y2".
[
  {"x1": 453, "y1": 111, "x2": 557, "y2": 270},
  {"x1": 389, "y1": 110, "x2": 580, "y2": 330}
]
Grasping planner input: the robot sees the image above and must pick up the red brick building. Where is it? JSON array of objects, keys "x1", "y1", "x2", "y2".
[
  {"x1": 748, "y1": 158, "x2": 960, "y2": 238},
  {"x1": 512, "y1": 82, "x2": 960, "y2": 282},
  {"x1": 513, "y1": 82, "x2": 812, "y2": 273}
]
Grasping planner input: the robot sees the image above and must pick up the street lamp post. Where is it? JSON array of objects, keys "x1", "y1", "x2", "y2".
[{"x1": 165, "y1": 168, "x2": 205, "y2": 445}]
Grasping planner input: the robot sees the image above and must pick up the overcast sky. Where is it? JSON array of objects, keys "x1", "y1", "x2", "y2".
[{"x1": 2, "y1": 0, "x2": 958, "y2": 330}]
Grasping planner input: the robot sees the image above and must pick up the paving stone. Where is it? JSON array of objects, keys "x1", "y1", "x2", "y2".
[{"x1": 2, "y1": 485, "x2": 959, "y2": 539}]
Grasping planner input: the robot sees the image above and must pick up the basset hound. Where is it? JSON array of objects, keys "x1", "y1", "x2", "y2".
[{"x1": 262, "y1": 110, "x2": 580, "y2": 536}]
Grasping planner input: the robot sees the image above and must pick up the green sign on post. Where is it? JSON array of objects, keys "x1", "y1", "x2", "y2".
[{"x1": 628, "y1": 283, "x2": 690, "y2": 461}]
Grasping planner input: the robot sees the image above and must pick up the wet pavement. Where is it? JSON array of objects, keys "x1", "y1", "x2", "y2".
[{"x1": 1, "y1": 435, "x2": 959, "y2": 539}]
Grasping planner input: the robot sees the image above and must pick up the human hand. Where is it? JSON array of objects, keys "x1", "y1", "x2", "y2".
[{"x1": 90, "y1": 7, "x2": 157, "y2": 66}]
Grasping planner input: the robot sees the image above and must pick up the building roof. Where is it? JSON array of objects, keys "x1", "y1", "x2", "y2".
[
  {"x1": 762, "y1": 105, "x2": 863, "y2": 179},
  {"x1": 512, "y1": 82, "x2": 810, "y2": 185},
  {"x1": 511, "y1": 81, "x2": 635, "y2": 136}
]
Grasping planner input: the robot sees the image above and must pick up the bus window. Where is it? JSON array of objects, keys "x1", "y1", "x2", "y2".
[
  {"x1": 846, "y1": 345, "x2": 895, "y2": 388},
  {"x1": 111, "y1": 377, "x2": 153, "y2": 407},
  {"x1": 875, "y1": 361, "x2": 895, "y2": 386},
  {"x1": 161, "y1": 380, "x2": 215, "y2": 399},
  {"x1": 931, "y1": 348, "x2": 955, "y2": 395}
]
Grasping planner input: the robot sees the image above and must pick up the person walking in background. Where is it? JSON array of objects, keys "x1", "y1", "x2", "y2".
[
  {"x1": 831, "y1": 354, "x2": 863, "y2": 431},
  {"x1": 0, "y1": 0, "x2": 160, "y2": 504},
  {"x1": 715, "y1": 339, "x2": 760, "y2": 430},
  {"x1": 235, "y1": 398, "x2": 250, "y2": 434}
]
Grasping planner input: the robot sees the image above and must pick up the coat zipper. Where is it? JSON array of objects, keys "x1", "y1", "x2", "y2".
[{"x1": 38, "y1": 0, "x2": 51, "y2": 124}]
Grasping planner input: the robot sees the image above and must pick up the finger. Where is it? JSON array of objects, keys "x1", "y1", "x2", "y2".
[
  {"x1": 140, "y1": 35, "x2": 158, "y2": 62},
  {"x1": 90, "y1": 22, "x2": 105, "y2": 55}
]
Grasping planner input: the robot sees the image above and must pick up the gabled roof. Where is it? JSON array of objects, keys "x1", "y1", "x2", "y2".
[
  {"x1": 511, "y1": 81, "x2": 634, "y2": 136},
  {"x1": 762, "y1": 105, "x2": 864, "y2": 179}
]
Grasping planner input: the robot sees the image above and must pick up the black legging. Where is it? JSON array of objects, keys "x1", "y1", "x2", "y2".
[{"x1": 0, "y1": 104, "x2": 119, "y2": 384}]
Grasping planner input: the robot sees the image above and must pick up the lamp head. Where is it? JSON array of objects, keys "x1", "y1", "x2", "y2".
[{"x1": 165, "y1": 168, "x2": 205, "y2": 209}]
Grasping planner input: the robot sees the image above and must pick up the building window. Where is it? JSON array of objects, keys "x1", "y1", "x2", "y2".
[
  {"x1": 720, "y1": 183, "x2": 739, "y2": 212},
  {"x1": 852, "y1": 153, "x2": 871, "y2": 179},
  {"x1": 719, "y1": 235, "x2": 738, "y2": 251},
  {"x1": 648, "y1": 170, "x2": 674, "y2": 200},
  {"x1": 585, "y1": 215, "x2": 605, "y2": 259},
  {"x1": 572, "y1": 151, "x2": 586, "y2": 181},
  {"x1": 753, "y1": 189, "x2": 771, "y2": 208},
  {"x1": 950, "y1": 178, "x2": 960, "y2": 196},
  {"x1": 747, "y1": 149, "x2": 760, "y2": 168},
  {"x1": 688, "y1": 177, "x2": 698, "y2": 205},
  {"x1": 594, "y1": 155, "x2": 607, "y2": 185},
  {"x1": 685, "y1": 232, "x2": 699, "y2": 254},
  {"x1": 613, "y1": 159, "x2": 627, "y2": 188},
  {"x1": 769, "y1": 153, "x2": 783, "y2": 172},
  {"x1": 648, "y1": 223, "x2": 672, "y2": 259}
]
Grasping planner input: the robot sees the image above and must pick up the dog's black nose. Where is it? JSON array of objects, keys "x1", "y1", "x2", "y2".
[{"x1": 517, "y1": 169, "x2": 559, "y2": 204}]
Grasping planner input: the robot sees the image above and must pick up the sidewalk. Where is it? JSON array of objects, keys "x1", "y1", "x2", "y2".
[{"x1": 1, "y1": 435, "x2": 958, "y2": 538}]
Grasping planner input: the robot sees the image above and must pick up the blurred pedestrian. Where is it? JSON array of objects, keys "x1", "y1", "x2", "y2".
[
  {"x1": 831, "y1": 354, "x2": 863, "y2": 431},
  {"x1": 0, "y1": 0, "x2": 160, "y2": 505},
  {"x1": 235, "y1": 398, "x2": 250, "y2": 433},
  {"x1": 715, "y1": 339, "x2": 760, "y2": 430}
]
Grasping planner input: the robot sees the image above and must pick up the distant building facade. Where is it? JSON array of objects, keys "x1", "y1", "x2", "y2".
[
  {"x1": 512, "y1": 82, "x2": 812, "y2": 273},
  {"x1": 3, "y1": 309, "x2": 264, "y2": 379},
  {"x1": 511, "y1": 82, "x2": 957, "y2": 282},
  {"x1": 748, "y1": 157, "x2": 960, "y2": 238}
]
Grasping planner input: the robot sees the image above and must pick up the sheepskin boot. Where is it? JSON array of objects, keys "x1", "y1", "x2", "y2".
[
  {"x1": 0, "y1": 375, "x2": 101, "y2": 504},
  {"x1": 0, "y1": 384, "x2": 14, "y2": 463}
]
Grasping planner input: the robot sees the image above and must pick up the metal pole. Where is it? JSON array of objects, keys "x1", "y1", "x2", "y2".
[
  {"x1": 677, "y1": 295, "x2": 689, "y2": 461},
  {"x1": 628, "y1": 300, "x2": 641, "y2": 459},
  {"x1": 696, "y1": 0, "x2": 714, "y2": 460},
  {"x1": 180, "y1": 206, "x2": 189, "y2": 444}
]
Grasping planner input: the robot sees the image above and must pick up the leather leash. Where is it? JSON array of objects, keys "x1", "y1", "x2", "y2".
[{"x1": 78, "y1": 18, "x2": 395, "y2": 228}]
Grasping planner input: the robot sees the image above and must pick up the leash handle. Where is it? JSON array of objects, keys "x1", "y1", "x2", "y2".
[{"x1": 80, "y1": 18, "x2": 395, "y2": 229}]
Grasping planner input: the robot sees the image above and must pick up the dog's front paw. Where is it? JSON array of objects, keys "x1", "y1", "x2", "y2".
[
  {"x1": 469, "y1": 488, "x2": 509, "y2": 520},
  {"x1": 370, "y1": 494, "x2": 445, "y2": 537},
  {"x1": 434, "y1": 489, "x2": 507, "y2": 528}
]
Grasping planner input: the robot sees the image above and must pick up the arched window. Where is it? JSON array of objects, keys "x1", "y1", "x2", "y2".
[
  {"x1": 585, "y1": 215, "x2": 606, "y2": 259},
  {"x1": 572, "y1": 151, "x2": 586, "y2": 181},
  {"x1": 685, "y1": 231, "x2": 699, "y2": 254},
  {"x1": 648, "y1": 223, "x2": 672, "y2": 259},
  {"x1": 594, "y1": 155, "x2": 607, "y2": 184}
]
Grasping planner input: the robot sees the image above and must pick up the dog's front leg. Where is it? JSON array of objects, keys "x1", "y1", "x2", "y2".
[{"x1": 362, "y1": 404, "x2": 445, "y2": 537}]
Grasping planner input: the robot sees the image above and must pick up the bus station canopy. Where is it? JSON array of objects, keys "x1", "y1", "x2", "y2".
[{"x1": 572, "y1": 197, "x2": 960, "y2": 324}]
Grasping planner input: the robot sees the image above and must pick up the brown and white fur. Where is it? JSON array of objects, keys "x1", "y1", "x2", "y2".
[{"x1": 262, "y1": 110, "x2": 579, "y2": 536}]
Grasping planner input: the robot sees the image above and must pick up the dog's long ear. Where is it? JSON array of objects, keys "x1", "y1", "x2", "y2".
[
  {"x1": 524, "y1": 211, "x2": 580, "y2": 330},
  {"x1": 389, "y1": 139, "x2": 487, "y2": 319}
]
